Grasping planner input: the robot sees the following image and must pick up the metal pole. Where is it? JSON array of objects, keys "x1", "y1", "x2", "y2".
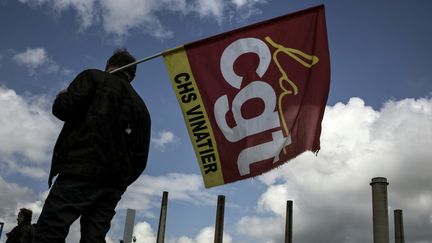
[
  {"x1": 109, "y1": 46, "x2": 184, "y2": 74},
  {"x1": 157, "y1": 191, "x2": 169, "y2": 243},
  {"x1": 123, "y1": 209, "x2": 136, "y2": 243},
  {"x1": 0, "y1": 222, "x2": 4, "y2": 239},
  {"x1": 214, "y1": 195, "x2": 225, "y2": 243},
  {"x1": 285, "y1": 200, "x2": 293, "y2": 243},
  {"x1": 370, "y1": 177, "x2": 390, "y2": 243},
  {"x1": 394, "y1": 209, "x2": 405, "y2": 243},
  {"x1": 109, "y1": 52, "x2": 163, "y2": 74}
]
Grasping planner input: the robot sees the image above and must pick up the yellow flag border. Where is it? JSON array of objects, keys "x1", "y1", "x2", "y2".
[{"x1": 163, "y1": 47, "x2": 224, "y2": 188}]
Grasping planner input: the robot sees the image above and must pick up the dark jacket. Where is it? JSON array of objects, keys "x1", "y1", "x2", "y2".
[
  {"x1": 49, "y1": 69, "x2": 151, "y2": 189},
  {"x1": 6, "y1": 222, "x2": 35, "y2": 243}
]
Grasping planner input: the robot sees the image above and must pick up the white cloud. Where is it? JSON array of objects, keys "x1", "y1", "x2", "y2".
[
  {"x1": 231, "y1": 0, "x2": 248, "y2": 7},
  {"x1": 17, "y1": 0, "x2": 97, "y2": 29},
  {"x1": 231, "y1": 0, "x2": 267, "y2": 8},
  {"x1": 237, "y1": 97, "x2": 432, "y2": 243},
  {"x1": 105, "y1": 236, "x2": 116, "y2": 243},
  {"x1": 132, "y1": 221, "x2": 157, "y2": 243},
  {"x1": 62, "y1": 220, "x2": 81, "y2": 243},
  {"x1": 18, "y1": 0, "x2": 268, "y2": 40},
  {"x1": 118, "y1": 173, "x2": 214, "y2": 217},
  {"x1": 0, "y1": 87, "x2": 57, "y2": 161},
  {"x1": 0, "y1": 176, "x2": 34, "y2": 216},
  {"x1": 19, "y1": 166, "x2": 48, "y2": 179},
  {"x1": 13, "y1": 47, "x2": 47, "y2": 67},
  {"x1": 195, "y1": 227, "x2": 232, "y2": 243},
  {"x1": 236, "y1": 216, "x2": 283, "y2": 243},
  {"x1": 0, "y1": 86, "x2": 60, "y2": 178},
  {"x1": 151, "y1": 130, "x2": 177, "y2": 151},
  {"x1": 101, "y1": 0, "x2": 173, "y2": 40},
  {"x1": 0, "y1": 176, "x2": 38, "y2": 238},
  {"x1": 53, "y1": 0, "x2": 98, "y2": 30},
  {"x1": 13, "y1": 47, "x2": 59, "y2": 75},
  {"x1": 176, "y1": 237, "x2": 194, "y2": 243},
  {"x1": 257, "y1": 184, "x2": 289, "y2": 215},
  {"x1": 230, "y1": 0, "x2": 266, "y2": 20},
  {"x1": 129, "y1": 223, "x2": 233, "y2": 243},
  {"x1": 194, "y1": 0, "x2": 224, "y2": 19},
  {"x1": 167, "y1": 226, "x2": 232, "y2": 243}
]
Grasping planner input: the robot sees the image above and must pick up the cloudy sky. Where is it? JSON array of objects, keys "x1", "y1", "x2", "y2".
[{"x1": 1, "y1": 0, "x2": 431, "y2": 243}]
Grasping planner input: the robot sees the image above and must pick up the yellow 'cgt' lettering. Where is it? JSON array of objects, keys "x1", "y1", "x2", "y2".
[{"x1": 265, "y1": 36, "x2": 319, "y2": 153}]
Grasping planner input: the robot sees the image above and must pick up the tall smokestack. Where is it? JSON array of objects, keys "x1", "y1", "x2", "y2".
[
  {"x1": 370, "y1": 177, "x2": 390, "y2": 243},
  {"x1": 214, "y1": 195, "x2": 225, "y2": 243},
  {"x1": 394, "y1": 209, "x2": 405, "y2": 243},
  {"x1": 123, "y1": 208, "x2": 136, "y2": 243},
  {"x1": 157, "y1": 191, "x2": 169, "y2": 243},
  {"x1": 285, "y1": 200, "x2": 293, "y2": 243}
]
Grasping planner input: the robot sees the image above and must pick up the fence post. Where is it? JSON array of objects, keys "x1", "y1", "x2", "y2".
[
  {"x1": 157, "y1": 191, "x2": 169, "y2": 243},
  {"x1": 214, "y1": 195, "x2": 225, "y2": 243}
]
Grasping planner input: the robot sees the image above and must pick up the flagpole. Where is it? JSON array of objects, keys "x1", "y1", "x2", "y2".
[
  {"x1": 109, "y1": 52, "x2": 163, "y2": 74},
  {"x1": 109, "y1": 46, "x2": 183, "y2": 74}
]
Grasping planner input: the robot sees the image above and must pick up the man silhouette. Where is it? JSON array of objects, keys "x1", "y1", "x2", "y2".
[
  {"x1": 6, "y1": 208, "x2": 35, "y2": 243},
  {"x1": 34, "y1": 49, "x2": 151, "y2": 243}
]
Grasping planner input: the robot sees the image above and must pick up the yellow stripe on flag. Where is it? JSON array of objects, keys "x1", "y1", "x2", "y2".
[{"x1": 163, "y1": 47, "x2": 224, "y2": 188}]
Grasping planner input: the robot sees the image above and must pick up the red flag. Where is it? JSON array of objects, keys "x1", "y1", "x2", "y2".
[{"x1": 164, "y1": 5, "x2": 330, "y2": 187}]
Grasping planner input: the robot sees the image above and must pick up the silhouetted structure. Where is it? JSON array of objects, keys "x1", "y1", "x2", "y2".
[
  {"x1": 214, "y1": 195, "x2": 225, "y2": 243},
  {"x1": 285, "y1": 200, "x2": 293, "y2": 243},
  {"x1": 123, "y1": 209, "x2": 136, "y2": 243},
  {"x1": 34, "y1": 49, "x2": 151, "y2": 243},
  {"x1": 370, "y1": 177, "x2": 390, "y2": 243},
  {"x1": 0, "y1": 222, "x2": 4, "y2": 239},
  {"x1": 394, "y1": 209, "x2": 405, "y2": 243},
  {"x1": 157, "y1": 191, "x2": 169, "y2": 243}
]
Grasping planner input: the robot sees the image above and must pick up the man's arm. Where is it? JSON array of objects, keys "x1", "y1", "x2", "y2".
[{"x1": 52, "y1": 70, "x2": 96, "y2": 121}]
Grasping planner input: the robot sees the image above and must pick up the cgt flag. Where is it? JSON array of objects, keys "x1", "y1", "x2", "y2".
[{"x1": 163, "y1": 5, "x2": 330, "y2": 188}]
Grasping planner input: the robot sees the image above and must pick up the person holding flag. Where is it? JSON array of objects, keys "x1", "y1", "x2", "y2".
[{"x1": 34, "y1": 49, "x2": 151, "y2": 243}]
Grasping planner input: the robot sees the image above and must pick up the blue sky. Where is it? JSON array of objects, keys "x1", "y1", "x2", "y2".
[{"x1": 0, "y1": 0, "x2": 431, "y2": 243}]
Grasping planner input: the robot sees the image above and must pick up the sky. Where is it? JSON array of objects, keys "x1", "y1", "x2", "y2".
[{"x1": 0, "y1": 0, "x2": 431, "y2": 243}]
